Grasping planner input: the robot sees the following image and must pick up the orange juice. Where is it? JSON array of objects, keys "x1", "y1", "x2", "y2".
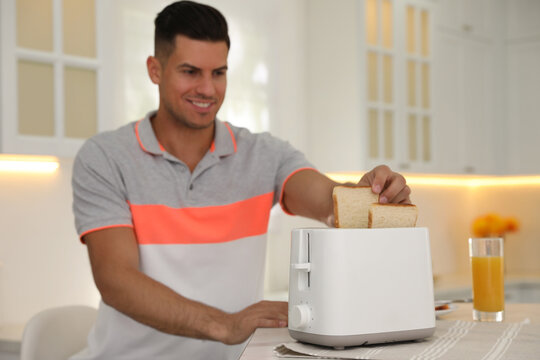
[{"x1": 471, "y1": 256, "x2": 504, "y2": 312}]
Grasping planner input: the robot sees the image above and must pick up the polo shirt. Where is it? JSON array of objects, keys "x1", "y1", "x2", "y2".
[{"x1": 71, "y1": 111, "x2": 315, "y2": 360}]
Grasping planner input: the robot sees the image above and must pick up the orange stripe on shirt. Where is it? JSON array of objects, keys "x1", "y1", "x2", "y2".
[
  {"x1": 79, "y1": 224, "x2": 134, "y2": 243},
  {"x1": 134, "y1": 120, "x2": 149, "y2": 153},
  {"x1": 130, "y1": 192, "x2": 274, "y2": 245},
  {"x1": 224, "y1": 122, "x2": 237, "y2": 152}
]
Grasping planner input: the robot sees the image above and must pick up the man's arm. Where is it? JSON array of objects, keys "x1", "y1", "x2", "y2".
[
  {"x1": 85, "y1": 227, "x2": 287, "y2": 345},
  {"x1": 282, "y1": 165, "x2": 411, "y2": 224}
]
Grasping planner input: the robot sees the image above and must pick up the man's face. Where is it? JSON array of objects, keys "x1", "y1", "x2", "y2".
[{"x1": 155, "y1": 35, "x2": 228, "y2": 130}]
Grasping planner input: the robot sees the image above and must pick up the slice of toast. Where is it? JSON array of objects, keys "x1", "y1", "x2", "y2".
[
  {"x1": 368, "y1": 203, "x2": 418, "y2": 228},
  {"x1": 332, "y1": 186, "x2": 379, "y2": 228}
]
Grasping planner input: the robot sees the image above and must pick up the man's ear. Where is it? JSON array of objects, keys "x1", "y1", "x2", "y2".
[{"x1": 147, "y1": 56, "x2": 162, "y2": 85}]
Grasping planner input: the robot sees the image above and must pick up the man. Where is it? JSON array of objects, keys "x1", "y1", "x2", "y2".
[{"x1": 71, "y1": 1, "x2": 411, "y2": 359}]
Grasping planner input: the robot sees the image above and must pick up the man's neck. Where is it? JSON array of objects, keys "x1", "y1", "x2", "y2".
[{"x1": 150, "y1": 111, "x2": 215, "y2": 173}]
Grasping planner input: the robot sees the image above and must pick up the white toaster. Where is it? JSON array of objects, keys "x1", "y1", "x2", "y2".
[{"x1": 288, "y1": 227, "x2": 436, "y2": 348}]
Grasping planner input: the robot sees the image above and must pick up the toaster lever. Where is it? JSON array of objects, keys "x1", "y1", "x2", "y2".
[{"x1": 291, "y1": 263, "x2": 311, "y2": 272}]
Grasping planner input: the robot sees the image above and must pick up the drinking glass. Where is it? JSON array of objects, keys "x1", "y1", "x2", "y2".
[{"x1": 468, "y1": 237, "x2": 504, "y2": 322}]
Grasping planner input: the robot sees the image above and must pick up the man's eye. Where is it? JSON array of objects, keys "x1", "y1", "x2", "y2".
[{"x1": 183, "y1": 69, "x2": 196, "y2": 75}]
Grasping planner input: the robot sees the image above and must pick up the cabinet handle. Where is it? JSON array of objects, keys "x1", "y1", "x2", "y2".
[
  {"x1": 399, "y1": 163, "x2": 410, "y2": 170},
  {"x1": 462, "y1": 24, "x2": 473, "y2": 33},
  {"x1": 464, "y1": 166, "x2": 475, "y2": 174}
]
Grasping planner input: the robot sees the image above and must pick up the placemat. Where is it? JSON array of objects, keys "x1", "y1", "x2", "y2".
[{"x1": 274, "y1": 319, "x2": 538, "y2": 359}]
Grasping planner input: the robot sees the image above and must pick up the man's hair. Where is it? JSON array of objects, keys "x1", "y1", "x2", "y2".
[{"x1": 154, "y1": 1, "x2": 230, "y2": 61}]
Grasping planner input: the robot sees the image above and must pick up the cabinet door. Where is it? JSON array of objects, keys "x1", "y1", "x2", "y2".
[
  {"x1": 505, "y1": 0, "x2": 540, "y2": 174},
  {"x1": 364, "y1": 0, "x2": 400, "y2": 172},
  {"x1": 459, "y1": 38, "x2": 495, "y2": 174},
  {"x1": 506, "y1": 41, "x2": 540, "y2": 174},
  {"x1": 432, "y1": 32, "x2": 461, "y2": 173},
  {"x1": 0, "y1": 0, "x2": 113, "y2": 157},
  {"x1": 363, "y1": 0, "x2": 435, "y2": 173},
  {"x1": 433, "y1": 30, "x2": 495, "y2": 174},
  {"x1": 400, "y1": 3, "x2": 434, "y2": 173},
  {"x1": 436, "y1": 0, "x2": 494, "y2": 39}
]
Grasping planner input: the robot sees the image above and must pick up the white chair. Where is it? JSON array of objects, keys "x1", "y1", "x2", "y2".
[{"x1": 20, "y1": 305, "x2": 97, "y2": 360}]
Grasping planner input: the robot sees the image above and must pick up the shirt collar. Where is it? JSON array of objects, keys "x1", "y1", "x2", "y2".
[
  {"x1": 211, "y1": 119, "x2": 237, "y2": 157},
  {"x1": 134, "y1": 110, "x2": 237, "y2": 157}
]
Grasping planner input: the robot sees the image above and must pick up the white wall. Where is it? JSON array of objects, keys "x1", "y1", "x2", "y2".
[{"x1": 0, "y1": 159, "x2": 99, "y2": 325}]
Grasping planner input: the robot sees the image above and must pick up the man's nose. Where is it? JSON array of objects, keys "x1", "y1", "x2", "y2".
[{"x1": 196, "y1": 75, "x2": 216, "y2": 97}]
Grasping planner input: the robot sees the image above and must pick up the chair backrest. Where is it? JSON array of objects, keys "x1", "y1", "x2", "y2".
[{"x1": 20, "y1": 305, "x2": 97, "y2": 360}]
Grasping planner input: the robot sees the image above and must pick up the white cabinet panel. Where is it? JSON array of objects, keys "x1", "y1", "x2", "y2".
[
  {"x1": 460, "y1": 0, "x2": 494, "y2": 38},
  {"x1": 435, "y1": 0, "x2": 494, "y2": 39},
  {"x1": 460, "y1": 39, "x2": 496, "y2": 174},
  {"x1": 433, "y1": 32, "x2": 496, "y2": 174},
  {"x1": 305, "y1": 0, "x2": 364, "y2": 172},
  {"x1": 506, "y1": 42, "x2": 540, "y2": 174},
  {"x1": 506, "y1": 0, "x2": 540, "y2": 40},
  {"x1": 434, "y1": 0, "x2": 459, "y2": 32},
  {"x1": 432, "y1": 33, "x2": 460, "y2": 173}
]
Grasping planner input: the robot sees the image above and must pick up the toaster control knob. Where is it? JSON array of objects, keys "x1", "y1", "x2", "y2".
[{"x1": 290, "y1": 304, "x2": 311, "y2": 329}]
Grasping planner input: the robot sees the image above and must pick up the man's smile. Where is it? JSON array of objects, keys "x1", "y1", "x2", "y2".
[
  {"x1": 191, "y1": 100, "x2": 212, "y2": 108},
  {"x1": 186, "y1": 97, "x2": 217, "y2": 111}
]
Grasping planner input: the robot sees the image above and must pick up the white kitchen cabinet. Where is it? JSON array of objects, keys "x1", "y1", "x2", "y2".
[
  {"x1": 431, "y1": 32, "x2": 461, "y2": 174},
  {"x1": 361, "y1": 0, "x2": 437, "y2": 174},
  {"x1": 306, "y1": 0, "x2": 437, "y2": 173},
  {"x1": 423, "y1": 0, "x2": 540, "y2": 175},
  {"x1": 305, "y1": 0, "x2": 364, "y2": 173},
  {"x1": 459, "y1": 39, "x2": 497, "y2": 174},
  {"x1": 433, "y1": 31, "x2": 498, "y2": 174},
  {"x1": 506, "y1": 41, "x2": 540, "y2": 174},
  {"x1": 306, "y1": 0, "x2": 540, "y2": 175},
  {"x1": 504, "y1": 0, "x2": 540, "y2": 174},
  {"x1": 0, "y1": 0, "x2": 115, "y2": 157},
  {"x1": 436, "y1": 0, "x2": 495, "y2": 40},
  {"x1": 431, "y1": 0, "x2": 506, "y2": 174},
  {"x1": 505, "y1": 0, "x2": 540, "y2": 41}
]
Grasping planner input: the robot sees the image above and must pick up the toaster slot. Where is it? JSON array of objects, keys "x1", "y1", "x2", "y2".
[
  {"x1": 307, "y1": 232, "x2": 311, "y2": 288},
  {"x1": 292, "y1": 230, "x2": 311, "y2": 291}
]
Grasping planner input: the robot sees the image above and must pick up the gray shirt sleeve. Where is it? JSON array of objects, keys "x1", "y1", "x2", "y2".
[
  {"x1": 259, "y1": 133, "x2": 316, "y2": 211},
  {"x1": 72, "y1": 139, "x2": 133, "y2": 239}
]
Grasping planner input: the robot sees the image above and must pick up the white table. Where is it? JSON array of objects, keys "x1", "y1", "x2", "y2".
[
  {"x1": 0, "y1": 324, "x2": 24, "y2": 360},
  {"x1": 239, "y1": 303, "x2": 540, "y2": 359}
]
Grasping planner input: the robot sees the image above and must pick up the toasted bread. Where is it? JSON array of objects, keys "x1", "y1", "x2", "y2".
[{"x1": 368, "y1": 203, "x2": 418, "y2": 228}]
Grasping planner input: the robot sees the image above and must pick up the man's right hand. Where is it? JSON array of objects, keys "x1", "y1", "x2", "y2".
[{"x1": 215, "y1": 300, "x2": 288, "y2": 345}]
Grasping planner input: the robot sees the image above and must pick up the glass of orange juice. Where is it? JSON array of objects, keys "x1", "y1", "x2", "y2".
[{"x1": 468, "y1": 237, "x2": 504, "y2": 322}]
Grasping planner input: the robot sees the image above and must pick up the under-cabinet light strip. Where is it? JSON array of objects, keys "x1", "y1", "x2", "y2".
[
  {"x1": 326, "y1": 172, "x2": 540, "y2": 187},
  {"x1": 0, "y1": 155, "x2": 60, "y2": 174}
]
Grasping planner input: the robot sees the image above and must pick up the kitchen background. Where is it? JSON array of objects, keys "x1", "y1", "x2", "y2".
[{"x1": 1, "y1": 0, "x2": 540, "y2": 356}]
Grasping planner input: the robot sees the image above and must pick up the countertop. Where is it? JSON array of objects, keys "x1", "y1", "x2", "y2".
[
  {"x1": 0, "y1": 324, "x2": 24, "y2": 354},
  {"x1": 433, "y1": 271, "x2": 540, "y2": 292},
  {"x1": 264, "y1": 272, "x2": 540, "y2": 303},
  {"x1": 239, "y1": 303, "x2": 540, "y2": 359}
]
